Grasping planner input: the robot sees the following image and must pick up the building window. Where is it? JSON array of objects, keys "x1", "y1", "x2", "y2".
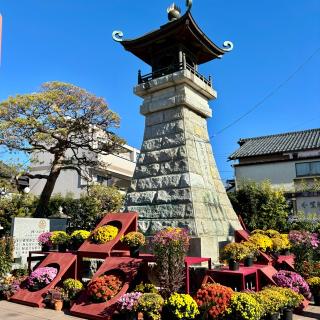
[{"x1": 296, "y1": 161, "x2": 320, "y2": 177}]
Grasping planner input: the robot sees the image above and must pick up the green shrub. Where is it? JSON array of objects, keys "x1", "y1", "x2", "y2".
[
  {"x1": 228, "y1": 180, "x2": 289, "y2": 231},
  {"x1": 0, "y1": 236, "x2": 14, "y2": 277}
]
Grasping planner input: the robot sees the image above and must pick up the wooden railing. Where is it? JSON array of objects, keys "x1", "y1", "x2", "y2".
[{"x1": 138, "y1": 62, "x2": 212, "y2": 87}]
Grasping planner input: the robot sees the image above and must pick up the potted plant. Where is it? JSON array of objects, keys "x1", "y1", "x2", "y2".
[
  {"x1": 62, "y1": 278, "x2": 83, "y2": 305},
  {"x1": 50, "y1": 231, "x2": 70, "y2": 252},
  {"x1": 87, "y1": 274, "x2": 123, "y2": 303},
  {"x1": 44, "y1": 287, "x2": 66, "y2": 311},
  {"x1": 121, "y1": 232, "x2": 146, "y2": 258},
  {"x1": 220, "y1": 242, "x2": 247, "y2": 270},
  {"x1": 195, "y1": 283, "x2": 233, "y2": 319},
  {"x1": 260, "y1": 286, "x2": 304, "y2": 320},
  {"x1": 69, "y1": 230, "x2": 90, "y2": 251},
  {"x1": 134, "y1": 282, "x2": 158, "y2": 294},
  {"x1": 248, "y1": 233, "x2": 273, "y2": 253},
  {"x1": 37, "y1": 232, "x2": 53, "y2": 251},
  {"x1": 27, "y1": 267, "x2": 58, "y2": 291},
  {"x1": 136, "y1": 293, "x2": 164, "y2": 320},
  {"x1": 307, "y1": 277, "x2": 320, "y2": 306},
  {"x1": 0, "y1": 275, "x2": 23, "y2": 300},
  {"x1": 117, "y1": 292, "x2": 143, "y2": 320},
  {"x1": 225, "y1": 292, "x2": 263, "y2": 320},
  {"x1": 90, "y1": 225, "x2": 119, "y2": 244},
  {"x1": 273, "y1": 270, "x2": 312, "y2": 300},
  {"x1": 162, "y1": 292, "x2": 199, "y2": 320},
  {"x1": 152, "y1": 227, "x2": 190, "y2": 298},
  {"x1": 257, "y1": 288, "x2": 287, "y2": 320},
  {"x1": 241, "y1": 241, "x2": 258, "y2": 267}
]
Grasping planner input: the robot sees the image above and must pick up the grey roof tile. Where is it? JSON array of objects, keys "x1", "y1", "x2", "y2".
[{"x1": 229, "y1": 128, "x2": 320, "y2": 159}]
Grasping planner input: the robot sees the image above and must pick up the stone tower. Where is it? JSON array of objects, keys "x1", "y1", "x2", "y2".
[{"x1": 115, "y1": 4, "x2": 242, "y2": 260}]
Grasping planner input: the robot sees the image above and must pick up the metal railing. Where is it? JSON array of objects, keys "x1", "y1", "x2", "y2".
[{"x1": 138, "y1": 62, "x2": 212, "y2": 87}]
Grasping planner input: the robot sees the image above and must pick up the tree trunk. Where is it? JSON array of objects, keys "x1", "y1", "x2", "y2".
[{"x1": 34, "y1": 165, "x2": 61, "y2": 217}]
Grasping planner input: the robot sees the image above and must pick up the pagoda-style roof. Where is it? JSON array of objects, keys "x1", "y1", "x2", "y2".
[{"x1": 121, "y1": 11, "x2": 226, "y2": 65}]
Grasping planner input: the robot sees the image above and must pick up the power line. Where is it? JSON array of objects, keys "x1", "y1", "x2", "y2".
[{"x1": 213, "y1": 47, "x2": 320, "y2": 137}]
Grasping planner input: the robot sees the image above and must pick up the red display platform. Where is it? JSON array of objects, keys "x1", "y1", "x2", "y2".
[
  {"x1": 78, "y1": 212, "x2": 138, "y2": 259},
  {"x1": 10, "y1": 253, "x2": 77, "y2": 307},
  {"x1": 70, "y1": 257, "x2": 143, "y2": 320},
  {"x1": 276, "y1": 255, "x2": 295, "y2": 271},
  {"x1": 202, "y1": 264, "x2": 278, "y2": 292}
]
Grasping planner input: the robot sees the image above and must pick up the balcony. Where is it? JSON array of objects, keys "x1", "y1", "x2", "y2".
[{"x1": 138, "y1": 62, "x2": 212, "y2": 87}]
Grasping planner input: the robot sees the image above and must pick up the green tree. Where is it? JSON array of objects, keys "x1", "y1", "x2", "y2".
[
  {"x1": 228, "y1": 180, "x2": 289, "y2": 231},
  {"x1": 0, "y1": 160, "x2": 19, "y2": 193},
  {"x1": 87, "y1": 184, "x2": 124, "y2": 213},
  {"x1": 0, "y1": 82, "x2": 124, "y2": 217}
]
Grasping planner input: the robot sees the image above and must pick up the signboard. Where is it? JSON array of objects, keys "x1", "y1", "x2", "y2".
[
  {"x1": 296, "y1": 196, "x2": 320, "y2": 215},
  {"x1": 11, "y1": 217, "x2": 67, "y2": 266}
]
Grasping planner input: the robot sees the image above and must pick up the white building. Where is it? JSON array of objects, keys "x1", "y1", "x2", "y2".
[
  {"x1": 229, "y1": 128, "x2": 320, "y2": 215},
  {"x1": 29, "y1": 144, "x2": 140, "y2": 197}
]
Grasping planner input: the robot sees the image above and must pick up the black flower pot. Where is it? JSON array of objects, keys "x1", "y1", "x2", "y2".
[
  {"x1": 284, "y1": 250, "x2": 291, "y2": 256},
  {"x1": 58, "y1": 244, "x2": 67, "y2": 252},
  {"x1": 269, "y1": 312, "x2": 280, "y2": 320},
  {"x1": 228, "y1": 259, "x2": 240, "y2": 271},
  {"x1": 244, "y1": 257, "x2": 253, "y2": 267},
  {"x1": 281, "y1": 308, "x2": 293, "y2": 320},
  {"x1": 314, "y1": 293, "x2": 320, "y2": 306},
  {"x1": 130, "y1": 246, "x2": 140, "y2": 258},
  {"x1": 41, "y1": 244, "x2": 51, "y2": 252}
]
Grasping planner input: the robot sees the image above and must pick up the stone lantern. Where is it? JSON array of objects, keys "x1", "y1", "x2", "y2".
[{"x1": 113, "y1": 2, "x2": 242, "y2": 261}]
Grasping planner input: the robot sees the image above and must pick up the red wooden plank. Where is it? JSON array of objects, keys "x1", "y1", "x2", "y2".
[
  {"x1": 78, "y1": 212, "x2": 138, "y2": 259},
  {"x1": 70, "y1": 257, "x2": 143, "y2": 320},
  {"x1": 10, "y1": 253, "x2": 77, "y2": 308}
]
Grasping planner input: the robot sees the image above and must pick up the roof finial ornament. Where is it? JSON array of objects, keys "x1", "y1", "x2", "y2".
[
  {"x1": 222, "y1": 41, "x2": 234, "y2": 52},
  {"x1": 112, "y1": 30, "x2": 124, "y2": 42},
  {"x1": 167, "y1": 3, "x2": 181, "y2": 21},
  {"x1": 186, "y1": 0, "x2": 193, "y2": 11}
]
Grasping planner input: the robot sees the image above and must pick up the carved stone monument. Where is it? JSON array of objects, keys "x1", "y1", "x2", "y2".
[{"x1": 115, "y1": 2, "x2": 242, "y2": 260}]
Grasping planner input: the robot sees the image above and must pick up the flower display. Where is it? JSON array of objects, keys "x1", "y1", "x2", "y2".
[
  {"x1": 37, "y1": 232, "x2": 53, "y2": 246},
  {"x1": 307, "y1": 277, "x2": 320, "y2": 294},
  {"x1": 152, "y1": 227, "x2": 189, "y2": 250},
  {"x1": 195, "y1": 283, "x2": 233, "y2": 319},
  {"x1": 136, "y1": 293, "x2": 164, "y2": 320},
  {"x1": 117, "y1": 291, "x2": 142, "y2": 314},
  {"x1": 273, "y1": 270, "x2": 311, "y2": 299},
  {"x1": 90, "y1": 225, "x2": 119, "y2": 244},
  {"x1": 87, "y1": 274, "x2": 123, "y2": 302},
  {"x1": 241, "y1": 241, "x2": 259, "y2": 258},
  {"x1": 63, "y1": 278, "x2": 83, "y2": 300},
  {"x1": 70, "y1": 230, "x2": 90, "y2": 243},
  {"x1": 220, "y1": 242, "x2": 249, "y2": 261},
  {"x1": 121, "y1": 232, "x2": 145, "y2": 247},
  {"x1": 152, "y1": 227, "x2": 190, "y2": 297},
  {"x1": 289, "y1": 230, "x2": 320, "y2": 274},
  {"x1": 248, "y1": 233, "x2": 273, "y2": 252},
  {"x1": 262, "y1": 286, "x2": 304, "y2": 309},
  {"x1": 163, "y1": 292, "x2": 199, "y2": 320},
  {"x1": 257, "y1": 287, "x2": 287, "y2": 315},
  {"x1": 50, "y1": 231, "x2": 70, "y2": 245},
  {"x1": 289, "y1": 230, "x2": 319, "y2": 249},
  {"x1": 0, "y1": 275, "x2": 23, "y2": 300},
  {"x1": 134, "y1": 282, "x2": 158, "y2": 294},
  {"x1": 225, "y1": 292, "x2": 263, "y2": 320},
  {"x1": 27, "y1": 267, "x2": 58, "y2": 290}
]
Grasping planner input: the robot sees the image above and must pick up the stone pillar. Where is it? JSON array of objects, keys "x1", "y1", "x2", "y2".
[{"x1": 125, "y1": 69, "x2": 242, "y2": 261}]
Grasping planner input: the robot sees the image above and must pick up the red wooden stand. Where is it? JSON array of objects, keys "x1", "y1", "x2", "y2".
[
  {"x1": 10, "y1": 253, "x2": 77, "y2": 307},
  {"x1": 78, "y1": 212, "x2": 138, "y2": 259},
  {"x1": 202, "y1": 264, "x2": 278, "y2": 292},
  {"x1": 70, "y1": 257, "x2": 143, "y2": 320}
]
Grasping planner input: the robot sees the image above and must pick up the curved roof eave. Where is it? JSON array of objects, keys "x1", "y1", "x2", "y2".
[{"x1": 120, "y1": 11, "x2": 226, "y2": 57}]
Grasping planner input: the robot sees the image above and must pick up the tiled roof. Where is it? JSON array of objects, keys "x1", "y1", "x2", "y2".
[{"x1": 229, "y1": 128, "x2": 320, "y2": 159}]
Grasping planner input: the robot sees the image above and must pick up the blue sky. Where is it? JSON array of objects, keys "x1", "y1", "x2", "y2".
[{"x1": 0, "y1": 0, "x2": 319, "y2": 181}]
